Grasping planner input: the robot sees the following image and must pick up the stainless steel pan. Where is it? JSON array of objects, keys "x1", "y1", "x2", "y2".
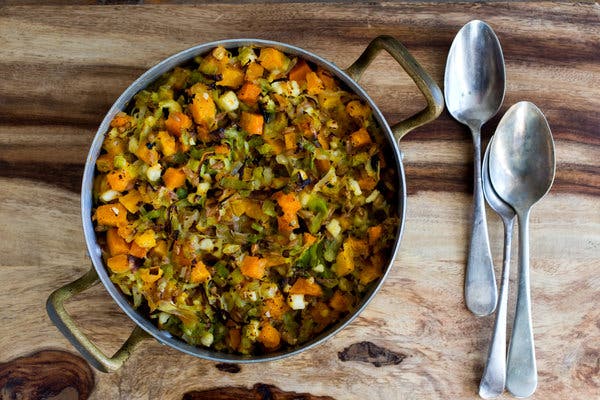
[{"x1": 47, "y1": 36, "x2": 443, "y2": 372}]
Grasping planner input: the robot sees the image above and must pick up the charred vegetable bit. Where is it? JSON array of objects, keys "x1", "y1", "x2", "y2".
[{"x1": 92, "y1": 46, "x2": 399, "y2": 355}]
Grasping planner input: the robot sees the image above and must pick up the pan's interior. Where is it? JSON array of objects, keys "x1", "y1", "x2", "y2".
[{"x1": 81, "y1": 39, "x2": 407, "y2": 363}]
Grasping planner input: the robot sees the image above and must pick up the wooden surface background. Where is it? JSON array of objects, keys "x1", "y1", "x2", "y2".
[{"x1": 1, "y1": 2, "x2": 598, "y2": 399}]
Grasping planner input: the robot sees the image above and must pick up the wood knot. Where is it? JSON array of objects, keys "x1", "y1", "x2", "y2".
[
  {"x1": 182, "y1": 383, "x2": 336, "y2": 399},
  {"x1": 215, "y1": 363, "x2": 241, "y2": 373},
  {"x1": 0, "y1": 349, "x2": 95, "y2": 400},
  {"x1": 338, "y1": 341, "x2": 406, "y2": 367}
]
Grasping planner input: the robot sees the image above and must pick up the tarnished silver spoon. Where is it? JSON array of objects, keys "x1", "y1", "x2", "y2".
[
  {"x1": 489, "y1": 101, "x2": 556, "y2": 398},
  {"x1": 445, "y1": 20, "x2": 506, "y2": 316},
  {"x1": 479, "y1": 136, "x2": 516, "y2": 399}
]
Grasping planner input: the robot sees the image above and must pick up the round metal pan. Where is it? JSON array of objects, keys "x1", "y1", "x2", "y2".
[{"x1": 47, "y1": 36, "x2": 443, "y2": 372}]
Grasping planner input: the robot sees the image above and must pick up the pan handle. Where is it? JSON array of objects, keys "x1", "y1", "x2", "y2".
[
  {"x1": 345, "y1": 35, "x2": 444, "y2": 142},
  {"x1": 46, "y1": 267, "x2": 151, "y2": 372}
]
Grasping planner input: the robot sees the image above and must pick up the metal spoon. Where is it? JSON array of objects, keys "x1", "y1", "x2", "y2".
[
  {"x1": 444, "y1": 20, "x2": 506, "y2": 316},
  {"x1": 479, "y1": 136, "x2": 516, "y2": 399},
  {"x1": 489, "y1": 101, "x2": 555, "y2": 398}
]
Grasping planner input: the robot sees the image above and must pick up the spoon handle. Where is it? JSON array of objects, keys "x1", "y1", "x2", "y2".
[
  {"x1": 506, "y1": 211, "x2": 537, "y2": 397},
  {"x1": 466, "y1": 127, "x2": 497, "y2": 316},
  {"x1": 479, "y1": 217, "x2": 514, "y2": 399}
]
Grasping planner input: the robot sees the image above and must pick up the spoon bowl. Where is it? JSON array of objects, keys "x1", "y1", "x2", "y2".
[
  {"x1": 488, "y1": 101, "x2": 555, "y2": 398},
  {"x1": 444, "y1": 19, "x2": 506, "y2": 316},
  {"x1": 445, "y1": 20, "x2": 506, "y2": 126},
  {"x1": 490, "y1": 103, "x2": 556, "y2": 210}
]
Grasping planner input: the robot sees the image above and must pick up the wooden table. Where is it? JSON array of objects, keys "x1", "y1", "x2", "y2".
[{"x1": 1, "y1": 2, "x2": 598, "y2": 399}]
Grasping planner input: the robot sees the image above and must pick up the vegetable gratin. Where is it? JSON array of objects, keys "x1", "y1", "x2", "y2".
[{"x1": 93, "y1": 45, "x2": 399, "y2": 355}]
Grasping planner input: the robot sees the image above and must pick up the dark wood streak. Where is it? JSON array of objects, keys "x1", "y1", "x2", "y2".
[
  {"x1": 0, "y1": 350, "x2": 95, "y2": 400},
  {"x1": 182, "y1": 383, "x2": 335, "y2": 400},
  {"x1": 338, "y1": 341, "x2": 406, "y2": 367},
  {"x1": 0, "y1": 160, "x2": 84, "y2": 194},
  {"x1": 215, "y1": 363, "x2": 241, "y2": 373}
]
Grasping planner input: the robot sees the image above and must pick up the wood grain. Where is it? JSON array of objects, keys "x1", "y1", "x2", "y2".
[
  {"x1": 0, "y1": 2, "x2": 598, "y2": 400},
  {"x1": 182, "y1": 384, "x2": 335, "y2": 400},
  {"x1": 0, "y1": 350, "x2": 95, "y2": 400}
]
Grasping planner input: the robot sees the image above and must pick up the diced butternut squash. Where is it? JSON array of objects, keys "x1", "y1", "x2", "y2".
[
  {"x1": 136, "y1": 142, "x2": 159, "y2": 165},
  {"x1": 96, "y1": 154, "x2": 114, "y2": 172},
  {"x1": 349, "y1": 128, "x2": 372, "y2": 148},
  {"x1": 156, "y1": 131, "x2": 177, "y2": 157},
  {"x1": 139, "y1": 267, "x2": 163, "y2": 283},
  {"x1": 258, "y1": 48, "x2": 287, "y2": 71},
  {"x1": 214, "y1": 144, "x2": 230, "y2": 155},
  {"x1": 257, "y1": 322, "x2": 281, "y2": 349},
  {"x1": 107, "y1": 228, "x2": 130, "y2": 256},
  {"x1": 130, "y1": 240, "x2": 148, "y2": 258},
  {"x1": 306, "y1": 71, "x2": 324, "y2": 95},
  {"x1": 95, "y1": 203, "x2": 128, "y2": 227},
  {"x1": 329, "y1": 290, "x2": 352, "y2": 312},
  {"x1": 190, "y1": 260, "x2": 211, "y2": 283},
  {"x1": 357, "y1": 176, "x2": 377, "y2": 191},
  {"x1": 240, "y1": 255, "x2": 267, "y2": 279},
  {"x1": 218, "y1": 66, "x2": 244, "y2": 88},
  {"x1": 262, "y1": 292, "x2": 288, "y2": 320},
  {"x1": 359, "y1": 263, "x2": 382, "y2": 285},
  {"x1": 230, "y1": 198, "x2": 264, "y2": 220},
  {"x1": 110, "y1": 112, "x2": 134, "y2": 129},
  {"x1": 151, "y1": 240, "x2": 168, "y2": 258},
  {"x1": 368, "y1": 225, "x2": 383, "y2": 246},
  {"x1": 317, "y1": 68, "x2": 336, "y2": 90},
  {"x1": 316, "y1": 132, "x2": 330, "y2": 150},
  {"x1": 190, "y1": 93, "x2": 216, "y2": 127},
  {"x1": 346, "y1": 237, "x2": 369, "y2": 254},
  {"x1": 107, "y1": 254, "x2": 130, "y2": 273},
  {"x1": 334, "y1": 243, "x2": 354, "y2": 277},
  {"x1": 346, "y1": 100, "x2": 371, "y2": 120},
  {"x1": 164, "y1": 112, "x2": 192, "y2": 137},
  {"x1": 163, "y1": 167, "x2": 186, "y2": 190},
  {"x1": 117, "y1": 224, "x2": 134, "y2": 241},
  {"x1": 289, "y1": 278, "x2": 323, "y2": 296},
  {"x1": 106, "y1": 169, "x2": 132, "y2": 192},
  {"x1": 237, "y1": 82, "x2": 261, "y2": 105},
  {"x1": 228, "y1": 327, "x2": 241, "y2": 351},
  {"x1": 103, "y1": 137, "x2": 127, "y2": 156},
  {"x1": 239, "y1": 112, "x2": 264, "y2": 135},
  {"x1": 277, "y1": 214, "x2": 299, "y2": 234},
  {"x1": 303, "y1": 232, "x2": 317, "y2": 246},
  {"x1": 310, "y1": 302, "x2": 333, "y2": 325},
  {"x1": 118, "y1": 190, "x2": 142, "y2": 213},
  {"x1": 274, "y1": 192, "x2": 301, "y2": 216},
  {"x1": 245, "y1": 62, "x2": 264, "y2": 81},
  {"x1": 288, "y1": 59, "x2": 312, "y2": 83},
  {"x1": 134, "y1": 229, "x2": 156, "y2": 249},
  {"x1": 284, "y1": 131, "x2": 297, "y2": 151}
]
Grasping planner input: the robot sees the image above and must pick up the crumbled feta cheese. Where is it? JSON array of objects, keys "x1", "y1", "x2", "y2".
[
  {"x1": 246, "y1": 320, "x2": 260, "y2": 341},
  {"x1": 100, "y1": 190, "x2": 119, "y2": 202},
  {"x1": 326, "y1": 218, "x2": 342, "y2": 238},
  {"x1": 288, "y1": 294, "x2": 306, "y2": 310},
  {"x1": 218, "y1": 91, "x2": 239, "y2": 112},
  {"x1": 198, "y1": 238, "x2": 214, "y2": 251},
  {"x1": 146, "y1": 163, "x2": 162, "y2": 182}
]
